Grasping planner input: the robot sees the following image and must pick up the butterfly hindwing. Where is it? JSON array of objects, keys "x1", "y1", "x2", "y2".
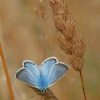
[
  {"x1": 41, "y1": 57, "x2": 58, "y2": 76},
  {"x1": 23, "y1": 60, "x2": 40, "y2": 77}
]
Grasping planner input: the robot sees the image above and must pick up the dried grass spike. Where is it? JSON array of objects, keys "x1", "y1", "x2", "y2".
[
  {"x1": 69, "y1": 55, "x2": 84, "y2": 71},
  {"x1": 48, "y1": 0, "x2": 87, "y2": 100},
  {"x1": 57, "y1": 33, "x2": 72, "y2": 54}
]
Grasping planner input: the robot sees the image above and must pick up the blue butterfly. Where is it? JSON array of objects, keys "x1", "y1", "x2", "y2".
[{"x1": 16, "y1": 57, "x2": 69, "y2": 92}]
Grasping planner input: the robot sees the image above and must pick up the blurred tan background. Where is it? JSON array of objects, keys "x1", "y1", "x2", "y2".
[{"x1": 0, "y1": 0, "x2": 100, "y2": 100}]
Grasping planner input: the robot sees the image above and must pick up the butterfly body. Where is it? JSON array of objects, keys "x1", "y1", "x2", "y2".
[
  {"x1": 16, "y1": 57, "x2": 69, "y2": 92},
  {"x1": 37, "y1": 71, "x2": 49, "y2": 91}
]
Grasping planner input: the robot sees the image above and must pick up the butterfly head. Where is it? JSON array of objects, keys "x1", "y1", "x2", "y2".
[{"x1": 40, "y1": 88, "x2": 47, "y2": 93}]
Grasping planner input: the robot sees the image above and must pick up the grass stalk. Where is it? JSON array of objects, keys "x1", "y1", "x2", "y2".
[
  {"x1": 0, "y1": 43, "x2": 14, "y2": 100},
  {"x1": 79, "y1": 71, "x2": 87, "y2": 100}
]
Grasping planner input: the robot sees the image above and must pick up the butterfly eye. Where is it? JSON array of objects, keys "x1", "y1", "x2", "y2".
[{"x1": 40, "y1": 89, "x2": 47, "y2": 93}]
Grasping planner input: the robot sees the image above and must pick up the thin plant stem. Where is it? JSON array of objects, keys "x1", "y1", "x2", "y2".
[
  {"x1": 79, "y1": 70, "x2": 87, "y2": 100},
  {"x1": 40, "y1": 18, "x2": 46, "y2": 60},
  {"x1": 43, "y1": 20, "x2": 46, "y2": 60},
  {"x1": 37, "y1": 0, "x2": 46, "y2": 60},
  {"x1": 0, "y1": 43, "x2": 14, "y2": 100}
]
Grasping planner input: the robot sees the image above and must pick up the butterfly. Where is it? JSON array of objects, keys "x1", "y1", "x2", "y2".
[{"x1": 16, "y1": 57, "x2": 69, "y2": 92}]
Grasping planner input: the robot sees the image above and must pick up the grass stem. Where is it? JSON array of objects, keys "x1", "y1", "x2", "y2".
[
  {"x1": 0, "y1": 43, "x2": 14, "y2": 100},
  {"x1": 79, "y1": 70, "x2": 87, "y2": 100}
]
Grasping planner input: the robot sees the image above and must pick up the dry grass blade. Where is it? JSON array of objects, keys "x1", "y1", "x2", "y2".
[
  {"x1": 30, "y1": 86, "x2": 58, "y2": 100},
  {"x1": 0, "y1": 43, "x2": 14, "y2": 100},
  {"x1": 48, "y1": 0, "x2": 87, "y2": 100}
]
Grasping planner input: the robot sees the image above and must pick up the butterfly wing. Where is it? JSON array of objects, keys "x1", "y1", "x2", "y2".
[
  {"x1": 23, "y1": 60, "x2": 40, "y2": 77},
  {"x1": 41, "y1": 57, "x2": 58, "y2": 76},
  {"x1": 48, "y1": 62, "x2": 69, "y2": 87},
  {"x1": 16, "y1": 60, "x2": 40, "y2": 88}
]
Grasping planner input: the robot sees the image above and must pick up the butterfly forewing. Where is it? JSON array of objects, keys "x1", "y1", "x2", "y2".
[
  {"x1": 16, "y1": 68, "x2": 38, "y2": 88},
  {"x1": 47, "y1": 62, "x2": 69, "y2": 87},
  {"x1": 16, "y1": 60, "x2": 40, "y2": 89}
]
